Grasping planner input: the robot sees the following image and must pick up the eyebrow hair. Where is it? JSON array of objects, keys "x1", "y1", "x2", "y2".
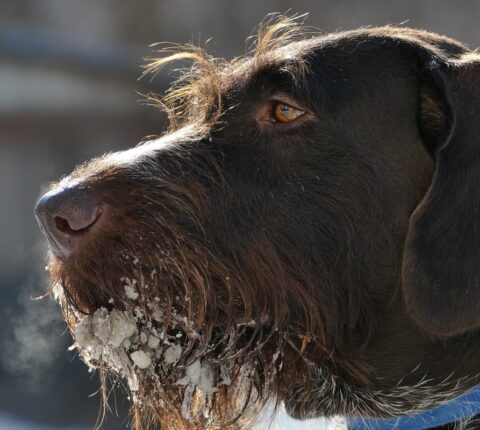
[{"x1": 140, "y1": 15, "x2": 314, "y2": 133}]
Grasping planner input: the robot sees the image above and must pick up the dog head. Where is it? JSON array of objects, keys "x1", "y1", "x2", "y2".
[{"x1": 35, "y1": 17, "x2": 480, "y2": 429}]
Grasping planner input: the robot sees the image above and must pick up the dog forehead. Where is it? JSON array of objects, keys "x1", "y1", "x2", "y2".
[
  {"x1": 221, "y1": 39, "x2": 315, "y2": 90},
  {"x1": 224, "y1": 32, "x2": 397, "y2": 98},
  {"x1": 66, "y1": 29, "x2": 436, "y2": 188}
]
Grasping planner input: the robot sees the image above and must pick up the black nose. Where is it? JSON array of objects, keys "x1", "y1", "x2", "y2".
[{"x1": 35, "y1": 185, "x2": 102, "y2": 259}]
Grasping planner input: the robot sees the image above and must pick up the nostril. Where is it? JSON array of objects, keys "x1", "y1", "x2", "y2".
[
  {"x1": 53, "y1": 207, "x2": 102, "y2": 235},
  {"x1": 35, "y1": 186, "x2": 103, "y2": 259},
  {"x1": 54, "y1": 216, "x2": 72, "y2": 234}
]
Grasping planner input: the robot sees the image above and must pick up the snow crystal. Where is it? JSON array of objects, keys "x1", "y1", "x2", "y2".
[
  {"x1": 200, "y1": 361, "x2": 215, "y2": 416},
  {"x1": 109, "y1": 310, "x2": 136, "y2": 348},
  {"x1": 74, "y1": 308, "x2": 137, "y2": 362},
  {"x1": 92, "y1": 308, "x2": 111, "y2": 344},
  {"x1": 177, "y1": 360, "x2": 202, "y2": 420},
  {"x1": 176, "y1": 360, "x2": 215, "y2": 420},
  {"x1": 148, "y1": 334, "x2": 160, "y2": 349},
  {"x1": 123, "y1": 278, "x2": 139, "y2": 300},
  {"x1": 75, "y1": 316, "x2": 102, "y2": 359},
  {"x1": 134, "y1": 307, "x2": 144, "y2": 320},
  {"x1": 128, "y1": 373, "x2": 140, "y2": 391},
  {"x1": 163, "y1": 344, "x2": 182, "y2": 365},
  {"x1": 177, "y1": 360, "x2": 202, "y2": 386},
  {"x1": 181, "y1": 384, "x2": 196, "y2": 420},
  {"x1": 130, "y1": 350, "x2": 152, "y2": 369},
  {"x1": 124, "y1": 285, "x2": 139, "y2": 300},
  {"x1": 150, "y1": 304, "x2": 162, "y2": 321}
]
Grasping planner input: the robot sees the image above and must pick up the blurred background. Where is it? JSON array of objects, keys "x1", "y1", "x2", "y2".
[{"x1": 1, "y1": 1, "x2": 479, "y2": 429}]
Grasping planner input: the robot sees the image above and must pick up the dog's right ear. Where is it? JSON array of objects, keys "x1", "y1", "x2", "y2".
[{"x1": 403, "y1": 48, "x2": 480, "y2": 337}]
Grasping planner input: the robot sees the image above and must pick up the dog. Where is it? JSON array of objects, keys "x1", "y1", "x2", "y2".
[{"x1": 35, "y1": 16, "x2": 480, "y2": 430}]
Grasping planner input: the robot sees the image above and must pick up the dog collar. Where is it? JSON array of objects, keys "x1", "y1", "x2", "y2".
[{"x1": 347, "y1": 387, "x2": 480, "y2": 430}]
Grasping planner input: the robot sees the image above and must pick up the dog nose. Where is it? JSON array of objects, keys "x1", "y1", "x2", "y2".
[{"x1": 35, "y1": 185, "x2": 102, "y2": 259}]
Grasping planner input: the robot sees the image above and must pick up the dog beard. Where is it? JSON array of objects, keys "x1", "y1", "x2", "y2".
[{"x1": 47, "y1": 227, "x2": 291, "y2": 430}]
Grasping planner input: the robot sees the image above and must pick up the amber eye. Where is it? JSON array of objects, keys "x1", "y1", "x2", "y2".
[{"x1": 273, "y1": 102, "x2": 305, "y2": 123}]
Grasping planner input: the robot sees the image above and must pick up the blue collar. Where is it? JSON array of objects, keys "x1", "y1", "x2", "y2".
[{"x1": 347, "y1": 387, "x2": 480, "y2": 430}]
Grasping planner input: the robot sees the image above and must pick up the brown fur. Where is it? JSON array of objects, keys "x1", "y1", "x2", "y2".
[{"x1": 38, "y1": 15, "x2": 480, "y2": 430}]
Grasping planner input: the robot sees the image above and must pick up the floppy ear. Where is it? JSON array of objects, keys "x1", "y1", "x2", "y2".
[{"x1": 403, "y1": 52, "x2": 480, "y2": 337}]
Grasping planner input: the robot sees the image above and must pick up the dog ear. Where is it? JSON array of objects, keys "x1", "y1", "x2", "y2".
[{"x1": 403, "y1": 50, "x2": 480, "y2": 337}]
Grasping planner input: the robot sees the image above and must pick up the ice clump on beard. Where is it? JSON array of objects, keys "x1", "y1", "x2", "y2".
[{"x1": 51, "y1": 269, "x2": 264, "y2": 429}]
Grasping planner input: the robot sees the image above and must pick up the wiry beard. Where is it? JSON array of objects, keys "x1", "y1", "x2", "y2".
[
  {"x1": 45, "y1": 154, "x2": 375, "y2": 428},
  {"x1": 49, "y1": 262, "x2": 274, "y2": 429},
  {"x1": 47, "y1": 228, "x2": 256, "y2": 428},
  {"x1": 46, "y1": 213, "x2": 303, "y2": 429},
  {"x1": 50, "y1": 272, "x2": 274, "y2": 430}
]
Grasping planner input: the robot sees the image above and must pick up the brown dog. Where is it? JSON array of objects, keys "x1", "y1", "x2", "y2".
[{"x1": 35, "y1": 17, "x2": 480, "y2": 430}]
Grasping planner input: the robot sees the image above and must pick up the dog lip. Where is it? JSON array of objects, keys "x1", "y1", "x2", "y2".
[{"x1": 40, "y1": 225, "x2": 83, "y2": 261}]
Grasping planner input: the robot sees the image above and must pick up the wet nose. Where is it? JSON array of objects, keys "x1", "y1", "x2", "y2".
[{"x1": 34, "y1": 185, "x2": 102, "y2": 259}]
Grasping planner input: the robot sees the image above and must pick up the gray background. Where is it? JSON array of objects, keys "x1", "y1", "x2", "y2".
[{"x1": 1, "y1": 1, "x2": 479, "y2": 429}]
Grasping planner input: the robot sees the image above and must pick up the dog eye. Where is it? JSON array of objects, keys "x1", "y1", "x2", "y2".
[{"x1": 273, "y1": 102, "x2": 305, "y2": 123}]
